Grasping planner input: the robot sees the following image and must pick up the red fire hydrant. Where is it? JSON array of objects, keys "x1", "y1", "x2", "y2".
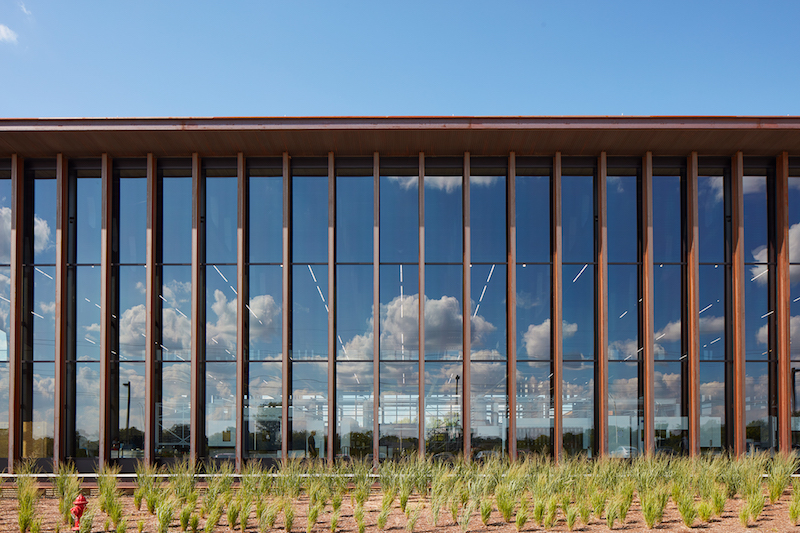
[{"x1": 71, "y1": 494, "x2": 87, "y2": 531}]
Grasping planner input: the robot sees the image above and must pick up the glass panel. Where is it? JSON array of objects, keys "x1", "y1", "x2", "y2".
[
  {"x1": 562, "y1": 361, "x2": 594, "y2": 457},
  {"x1": 118, "y1": 177, "x2": 147, "y2": 264},
  {"x1": 247, "y1": 361, "x2": 282, "y2": 458},
  {"x1": 335, "y1": 361, "x2": 373, "y2": 460},
  {"x1": 336, "y1": 176, "x2": 373, "y2": 263},
  {"x1": 607, "y1": 265, "x2": 639, "y2": 361},
  {"x1": 791, "y1": 361, "x2": 800, "y2": 447},
  {"x1": 118, "y1": 265, "x2": 147, "y2": 361},
  {"x1": 744, "y1": 268, "x2": 771, "y2": 361},
  {"x1": 22, "y1": 362, "x2": 55, "y2": 458},
  {"x1": 156, "y1": 361, "x2": 190, "y2": 458},
  {"x1": 608, "y1": 361, "x2": 642, "y2": 457},
  {"x1": 470, "y1": 361, "x2": 507, "y2": 457},
  {"x1": 0, "y1": 178, "x2": 11, "y2": 264},
  {"x1": 652, "y1": 175, "x2": 682, "y2": 264},
  {"x1": 516, "y1": 175, "x2": 550, "y2": 263},
  {"x1": 206, "y1": 362, "x2": 237, "y2": 458},
  {"x1": 562, "y1": 176, "x2": 594, "y2": 263},
  {"x1": 380, "y1": 176, "x2": 418, "y2": 263},
  {"x1": 34, "y1": 178, "x2": 57, "y2": 265},
  {"x1": 162, "y1": 177, "x2": 193, "y2": 264},
  {"x1": 424, "y1": 361, "x2": 463, "y2": 456},
  {"x1": 249, "y1": 176, "x2": 283, "y2": 264},
  {"x1": 115, "y1": 362, "x2": 145, "y2": 459},
  {"x1": 379, "y1": 264, "x2": 419, "y2": 361},
  {"x1": 515, "y1": 361, "x2": 552, "y2": 456},
  {"x1": 516, "y1": 264, "x2": 550, "y2": 361},
  {"x1": 606, "y1": 175, "x2": 638, "y2": 263},
  {"x1": 654, "y1": 264, "x2": 682, "y2": 360},
  {"x1": 379, "y1": 362, "x2": 419, "y2": 460},
  {"x1": 0, "y1": 266, "x2": 9, "y2": 362},
  {"x1": 336, "y1": 265, "x2": 373, "y2": 361},
  {"x1": 470, "y1": 264, "x2": 505, "y2": 360},
  {"x1": 425, "y1": 176, "x2": 462, "y2": 263},
  {"x1": 292, "y1": 176, "x2": 328, "y2": 263},
  {"x1": 71, "y1": 361, "x2": 100, "y2": 458},
  {"x1": 206, "y1": 264, "x2": 237, "y2": 361},
  {"x1": 470, "y1": 175, "x2": 505, "y2": 263},
  {"x1": 161, "y1": 265, "x2": 192, "y2": 361},
  {"x1": 654, "y1": 361, "x2": 687, "y2": 454},
  {"x1": 0, "y1": 363, "x2": 7, "y2": 457},
  {"x1": 699, "y1": 361, "x2": 726, "y2": 452},
  {"x1": 424, "y1": 264, "x2": 462, "y2": 360},
  {"x1": 76, "y1": 177, "x2": 102, "y2": 264},
  {"x1": 699, "y1": 264, "x2": 726, "y2": 361},
  {"x1": 745, "y1": 362, "x2": 776, "y2": 451},
  {"x1": 743, "y1": 175, "x2": 768, "y2": 261},
  {"x1": 206, "y1": 177, "x2": 238, "y2": 265},
  {"x1": 33, "y1": 266, "x2": 56, "y2": 361},
  {"x1": 290, "y1": 361, "x2": 328, "y2": 458},
  {"x1": 291, "y1": 264, "x2": 328, "y2": 360},
  {"x1": 74, "y1": 266, "x2": 101, "y2": 361},
  {"x1": 698, "y1": 175, "x2": 725, "y2": 264},
  {"x1": 562, "y1": 264, "x2": 594, "y2": 360},
  {"x1": 248, "y1": 265, "x2": 283, "y2": 362}
]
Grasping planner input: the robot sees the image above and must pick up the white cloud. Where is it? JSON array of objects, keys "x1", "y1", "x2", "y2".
[
  {"x1": 655, "y1": 320, "x2": 682, "y2": 342},
  {"x1": 39, "y1": 301, "x2": 55, "y2": 316},
  {"x1": 521, "y1": 319, "x2": 577, "y2": 357},
  {"x1": 699, "y1": 315, "x2": 724, "y2": 334},
  {"x1": 19, "y1": 2, "x2": 31, "y2": 15},
  {"x1": 0, "y1": 24, "x2": 18, "y2": 44},
  {"x1": 33, "y1": 215, "x2": 52, "y2": 253},
  {"x1": 470, "y1": 176, "x2": 500, "y2": 187},
  {"x1": 387, "y1": 176, "x2": 417, "y2": 190},
  {"x1": 0, "y1": 209, "x2": 52, "y2": 262},
  {"x1": 743, "y1": 175, "x2": 766, "y2": 195},
  {"x1": 425, "y1": 176, "x2": 462, "y2": 193},
  {"x1": 705, "y1": 175, "x2": 724, "y2": 203}
]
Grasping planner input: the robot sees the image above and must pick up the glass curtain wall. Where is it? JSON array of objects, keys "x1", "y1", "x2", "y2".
[
  {"x1": 0, "y1": 161, "x2": 10, "y2": 469},
  {"x1": 515, "y1": 157, "x2": 553, "y2": 456},
  {"x1": 379, "y1": 157, "x2": 420, "y2": 459},
  {"x1": 790, "y1": 165, "x2": 800, "y2": 446}
]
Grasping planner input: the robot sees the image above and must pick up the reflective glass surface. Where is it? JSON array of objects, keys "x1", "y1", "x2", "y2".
[
  {"x1": 247, "y1": 361, "x2": 282, "y2": 458},
  {"x1": 206, "y1": 264, "x2": 237, "y2": 361},
  {"x1": 162, "y1": 177, "x2": 193, "y2": 264},
  {"x1": 699, "y1": 361, "x2": 726, "y2": 451},
  {"x1": 379, "y1": 362, "x2": 419, "y2": 459},
  {"x1": 22, "y1": 362, "x2": 55, "y2": 458},
  {"x1": 425, "y1": 176, "x2": 462, "y2": 263},
  {"x1": 699, "y1": 264, "x2": 726, "y2": 361},
  {"x1": 0, "y1": 178, "x2": 11, "y2": 264},
  {"x1": 516, "y1": 264, "x2": 550, "y2": 360},
  {"x1": 606, "y1": 175, "x2": 638, "y2": 263},
  {"x1": 562, "y1": 361, "x2": 594, "y2": 456},
  {"x1": 562, "y1": 263, "x2": 594, "y2": 360},
  {"x1": 117, "y1": 265, "x2": 147, "y2": 361},
  {"x1": 698, "y1": 175, "x2": 725, "y2": 264},
  {"x1": 515, "y1": 361, "x2": 552, "y2": 456},
  {"x1": 562, "y1": 176, "x2": 594, "y2": 263},
  {"x1": 379, "y1": 264, "x2": 419, "y2": 361},
  {"x1": 608, "y1": 361, "x2": 641, "y2": 456},
  {"x1": 791, "y1": 177, "x2": 800, "y2": 363},
  {"x1": 336, "y1": 176, "x2": 373, "y2": 263},
  {"x1": 336, "y1": 265, "x2": 373, "y2": 361},
  {"x1": 470, "y1": 264, "x2": 505, "y2": 360},
  {"x1": 156, "y1": 361, "x2": 190, "y2": 458},
  {"x1": 206, "y1": 177, "x2": 238, "y2": 265},
  {"x1": 118, "y1": 177, "x2": 147, "y2": 264},
  {"x1": 652, "y1": 175, "x2": 682, "y2": 263},
  {"x1": 71, "y1": 361, "x2": 100, "y2": 457},
  {"x1": 248, "y1": 265, "x2": 283, "y2": 361},
  {"x1": 115, "y1": 362, "x2": 145, "y2": 458},
  {"x1": 75, "y1": 177, "x2": 101, "y2": 264},
  {"x1": 744, "y1": 269, "x2": 771, "y2": 361},
  {"x1": 34, "y1": 178, "x2": 57, "y2": 265},
  {"x1": 516, "y1": 176, "x2": 550, "y2": 263},
  {"x1": 380, "y1": 176, "x2": 418, "y2": 263},
  {"x1": 0, "y1": 362, "x2": 8, "y2": 457},
  {"x1": 0, "y1": 266, "x2": 7, "y2": 362},
  {"x1": 745, "y1": 361, "x2": 776, "y2": 450},
  {"x1": 654, "y1": 361, "x2": 687, "y2": 454},
  {"x1": 654, "y1": 264, "x2": 682, "y2": 360},
  {"x1": 290, "y1": 361, "x2": 328, "y2": 458},
  {"x1": 335, "y1": 361, "x2": 373, "y2": 459},
  {"x1": 74, "y1": 266, "x2": 101, "y2": 361},
  {"x1": 160, "y1": 265, "x2": 192, "y2": 361},
  {"x1": 291, "y1": 264, "x2": 328, "y2": 360},
  {"x1": 607, "y1": 265, "x2": 639, "y2": 361},
  {"x1": 32, "y1": 266, "x2": 56, "y2": 361},
  {"x1": 249, "y1": 176, "x2": 283, "y2": 264},
  {"x1": 424, "y1": 361, "x2": 463, "y2": 455},
  {"x1": 470, "y1": 361, "x2": 507, "y2": 455},
  {"x1": 424, "y1": 264, "x2": 462, "y2": 360},
  {"x1": 292, "y1": 176, "x2": 328, "y2": 263},
  {"x1": 743, "y1": 176, "x2": 768, "y2": 259},
  {"x1": 206, "y1": 362, "x2": 237, "y2": 457},
  {"x1": 470, "y1": 175, "x2": 506, "y2": 263}
]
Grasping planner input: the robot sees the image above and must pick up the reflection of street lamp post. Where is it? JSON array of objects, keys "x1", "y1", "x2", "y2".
[{"x1": 122, "y1": 381, "x2": 131, "y2": 458}]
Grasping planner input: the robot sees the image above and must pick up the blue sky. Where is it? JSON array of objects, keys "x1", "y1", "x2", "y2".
[{"x1": 1, "y1": 0, "x2": 800, "y2": 118}]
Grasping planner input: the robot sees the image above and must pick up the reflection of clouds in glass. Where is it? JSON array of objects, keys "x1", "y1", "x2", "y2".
[
  {"x1": 35, "y1": 370, "x2": 55, "y2": 400},
  {"x1": 33, "y1": 214, "x2": 52, "y2": 254},
  {"x1": 516, "y1": 290, "x2": 544, "y2": 310},
  {"x1": 75, "y1": 365, "x2": 100, "y2": 437},
  {"x1": 161, "y1": 364, "x2": 191, "y2": 407},
  {"x1": 752, "y1": 223, "x2": 800, "y2": 284},
  {"x1": 522, "y1": 319, "x2": 577, "y2": 357},
  {"x1": 248, "y1": 294, "x2": 281, "y2": 342},
  {"x1": 387, "y1": 176, "x2": 418, "y2": 190},
  {"x1": 425, "y1": 176, "x2": 462, "y2": 193},
  {"x1": 609, "y1": 375, "x2": 637, "y2": 397},
  {"x1": 470, "y1": 176, "x2": 500, "y2": 187},
  {"x1": 39, "y1": 300, "x2": 55, "y2": 316},
  {"x1": 761, "y1": 315, "x2": 800, "y2": 347},
  {"x1": 706, "y1": 176, "x2": 724, "y2": 203},
  {"x1": 336, "y1": 361, "x2": 372, "y2": 388},
  {"x1": 206, "y1": 290, "x2": 236, "y2": 352},
  {"x1": 607, "y1": 175, "x2": 625, "y2": 193},
  {"x1": 119, "y1": 304, "x2": 147, "y2": 348},
  {"x1": 163, "y1": 279, "x2": 191, "y2": 309},
  {"x1": 743, "y1": 176, "x2": 766, "y2": 195},
  {"x1": 700, "y1": 380, "x2": 724, "y2": 402},
  {"x1": 654, "y1": 370, "x2": 681, "y2": 398},
  {"x1": 0, "y1": 208, "x2": 53, "y2": 263},
  {"x1": 609, "y1": 338, "x2": 639, "y2": 360},
  {"x1": 699, "y1": 316, "x2": 724, "y2": 334}
]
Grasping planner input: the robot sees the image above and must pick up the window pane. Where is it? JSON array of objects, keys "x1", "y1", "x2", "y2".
[
  {"x1": 562, "y1": 176, "x2": 594, "y2": 263},
  {"x1": 470, "y1": 264, "x2": 505, "y2": 360},
  {"x1": 379, "y1": 362, "x2": 419, "y2": 460},
  {"x1": 115, "y1": 361, "x2": 145, "y2": 458},
  {"x1": 206, "y1": 362, "x2": 237, "y2": 457},
  {"x1": 743, "y1": 175, "x2": 768, "y2": 261},
  {"x1": 292, "y1": 264, "x2": 328, "y2": 360},
  {"x1": 249, "y1": 176, "x2": 283, "y2": 264},
  {"x1": 206, "y1": 264, "x2": 237, "y2": 361},
  {"x1": 470, "y1": 175, "x2": 505, "y2": 263},
  {"x1": 654, "y1": 264, "x2": 682, "y2": 360},
  {"x1": 161, "y1": 265, "x2": 192, "y2": 361},
  {"x1": 33, "y1": 265, "x2": 56, "y2": 361},
  {"x1": 424, "y1": 360, "x2": 463, "y2": 456},
  {"x1": 698, "y1": 175, "x2": 725, "y2": 264},
  {"x1": 248, "y1": 265, "x2": 283, "y2": 362},
  {"x1": 118, "y1": 265, "x2": 147, "y2": 362},
  {"x1": 379, "y1": 264, "x2": 419, "y2": 361},
  {"x1": 425, "y1": 264, "x2": 462, "y2": 360},
  {"x1": 745, "y1": 362, "x2": 776, "y2": 450},
  {"x1": 247, "y1": 361, "x2": 282, "y2": 459},
  {"x1": 162, "y1": 177, "x2": 193, "y2": 264},
  {"x1": 34, "y1": 178, "x2": 57, "y2": 264},
  {"x1": 563, "y1": 361, "x2": 594, "y2": 457},
  {"x1": 292, "y1": 176, "x2": 328, "y2": 263},
  {"x1": 206, "y1": 177, "x2": 238, "y2": 265},
  {"x1": 562, "y1": 264, "x2": 594, "y2": 360},
  {"x1": 699, "y1": 361, "x2": 726, "y2": 452},
  {"x1": 516, "y1": 361, "x2": 552, "y2": 456},
  {"x1": 606, "y1": 175, "x2": 638, "y2": 263},
  {"x1": 0, "y1": 362, "x2": 8, "y2": 458},
  {"x1": 652, "y1": 175, "x2": 682, "y2": 264},
  {"x1": 516, "y1": 176, "x2": 550, "y2": 263},
  {"x1": 0, "y1": 178, "x2": 11, "y2": 264},
  {"x1": 608, "y1": 361, "x2": 641, "y2": 457},
  {"x1": 118, "y1": 177, "x2": 147, "y2": 264},
  {"x1": 76, "y1": 177, "x2": 102, "y2": 264},
  {"x1": 22, "y1": 362, "x2": 55, "y2": 458},
  {"x1": 336, "y1": 265, "x2": 373, "y2": 360},
  {"x1": 70, "y1": 361, "x2": 100, "y2": 458},
  {"x1": 380, "y1": 176, "x2": 418, "y2": 263},
  {"x1": 654, "y1": 361, "x2": 687, "y2": 454},
  {"x1": 470, "y1": 361, "x2": 507, "y2": 456},
  {"x1": 699, "y1": 264, "x2": 726, "y2": 361},
  {"x1": 335, "y1": 361, "x2": 373, "y2": 459},
  {"x1": 290, "y1": 361, "x2": 328, "y2": 458},
  {"x1": 74, "y1": 266, "x2": 101, "y2": 362},
  {"x1": 516, "y1": 264, "x2": 550, "y2": 361},
  {"x1": 607, "y1": 265, "x2": 639, "y2": 361},
  {"x1": 745, "y1": 268, "x2": 771, "y2": 361},
  {"x1": 336, "y1": 176, "x2": 373, "y2": 263},
  {"x1": 425, "y1": 176, "x2": 462, "y2": 263},
  {"x1": 157, "y1": 361, "x2": 190, "y2": 458}
]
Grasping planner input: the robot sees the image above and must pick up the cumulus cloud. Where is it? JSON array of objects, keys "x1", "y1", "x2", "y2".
[
  {"x1": 655, "y1": 320, "x2": 682, "y2": 343},
  {"x1": 706, "y1": 175, "x2": 724, "y2": 203},
  {"x1": 425, "y1": 176, "x2": 462, "y2": 193},
  {"x1": 39, "y1": 301, "x2": 55, "y2": 316},
  {"x1": 699, "y1": 315, "x2": 724, "y2": 334},
  {"x1": 387, "y1": 176, "x2": 418, "y2": 190},
  {"x1": 521, "y1": 319, "x2": 577, "y2": 357},
  {"x1": 0, "y1": 24, "x2": 18, "y2": 44},
  {"x1": 0, "y1": 209, "x2": 57, "y2": 262},
  {"x1": 609, "y1": 338, "x2": 639, "y2": 360},
  {"x1": 33, "y1": 215, "x2": 52, "y2": 254},
  {"x1": 743, "y1": 175, "x2": 766, "y2": 195},
  {"x1": 470, "y1": 176, "x2": 500, "y2": 187}
]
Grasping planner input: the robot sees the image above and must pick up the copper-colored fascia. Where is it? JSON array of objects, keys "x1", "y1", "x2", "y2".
[{"x1": 2, "y1": 116, "x2": 800, "y2": 158}]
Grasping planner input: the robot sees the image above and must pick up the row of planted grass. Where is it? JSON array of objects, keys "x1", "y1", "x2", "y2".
[{"x1": 10, "y1": 451, "x2": 800, "y2": 533}]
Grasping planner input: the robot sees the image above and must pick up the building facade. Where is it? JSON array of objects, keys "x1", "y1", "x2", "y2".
[{"x1": 1, "y1": 116, "x2": 800, "y2": 472}]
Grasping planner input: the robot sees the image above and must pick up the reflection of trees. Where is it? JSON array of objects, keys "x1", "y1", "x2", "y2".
[
  {"x1": 425, "y1": 414, "x2": 462, "y2": 454},
  {"x1": 159, "y1": 423, "x2": 190, "y2": 457},
  {"x1": 517, "y1": 433, "x2": 551, "y2": 456},
  {"x1": 251, "y1": 402, "x2": 281, "y2": 455}
]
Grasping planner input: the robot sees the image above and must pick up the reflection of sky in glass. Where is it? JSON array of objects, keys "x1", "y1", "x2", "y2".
[
  {"x1": 336, "y1": 265, "x2": 372, "y2": 360},
  {"x1": 157, "y1": 361, "x2": 190, "y2": 457},
  {"x1": 743, "y1": 176, "x2": 768, "y2": 259},
  {"x1": 470, "y1": 264, "x2": 505, "y2": 360},
  {"x1": 33, "y1": 265, "x2": 56, "y2": 361},
  {"x1": 562, "y1": 176, "x2": 594, "y2": 263},
  {"x1": 206, "y1": 177, "x2": 238, "y2": 264},
  {"x1": 470, "y1": 176, "x2": 505, "y2": 263},
  {"x1": 292, "y1": 176, "x2": 328, "y2": 263},
  {"x1": 516, "y1": 264, "x2": 550, "y2": 360},
  {"x1": 516, "y1": 176, "x2": 550, "y2": 263},
  {"x1": 73, "y1": 361, "x2": 100, "y2": 455},
  {"x1": 379, "y1": 264, "x2": 419, "y2": 360},
  {"x1": 0, "y1": 178, "x2": 11, "y2": 264},
  {"x1": 470, "y1": 361, "x2": 506, "y2": 452},
  {"x1": 562, "y1": 263, "x2": 594, "y2": 359},
  {"x1": 160, "y1": 265, "x2": 192, "y2": 361},
  {"x1": 0, "y1": 265, "x2": 9, "y2": 362},
  {"x1": 698, "y1": 175, "x2": 725, "y2": 264},
  {"x1": 0, "y1": 362, "x2": 8, "y2": 456},
  {"x1": 699, "y1": 264, "x2": 726, "y2": 361},
  {"x1": 424, "y1": 264, "x2": 462, "y2": 360},
  {"x1": 336, "y1": 361, "x2": 373, "y2": 458},
  {"x1": 608, "y1": 361, "x2": 641, "y2": 453},
  {"x1": 652, "y1": 175, "x2": 681, "y2": 263},
  {"x1": 290, "y1": 361, "x2": 327, "y2": 457},
  {"x1": 654, "y1": 264, "x2": 682, "y2": 360},
  {"x1": 424, "y1": 360, "x2": 462, "y2": 454},
  {"x1": 744, "y1": 361, "x2": 774, "y2": 448},
  {"x1": 699, "y1": 361, "x2": 726, "y2": 450},
  {"x1": 606, "y1": 175, "x2": 637, "y2": 263},
  {"x1": 118, "y1": 177, "x2": 147, "y2": 264},
  {"x1": 23, "y1": 362, "x2": 55, "y2": 458},
  {"x1": 607, "y1": 265, "x2": 639, "y2": 361},
  {"x1": 249, "y1": 176, "x2": 283, "y2": 264},
  {"x1": 379, "y1": 361, "x2": 419, "y2": 451},
  {"x1": 206, "y1": 362, "x2": 236, "y2": 453},
  {"x1": 248, "y1": 265, "x2": 282, "y2": 361},
  {"x1": 34, "y1": 178, "x2": 57, "y2": 265},
  {"x1": 337, "y1": 176, "x2": 373, "y2": 263},
  {"x1": 118, "y1": 265, "x2": 146, "y2": 361},
  {"x1": 247, "y1": 361, "x2": 281, "y2": 457},
  {"x1": 75, "y1": 177, "x2": 101, "y2": 264},
  {"x1": 744, "y1": 271, "x2": 770, "y2": 360},
  {"x1": 206, "y1": 264, "x2": 237, "y2": 361},
  {"x1": 791, "y1": 178, "x2": 800, "y2": 362},
  {"x1": 516, "y1": 361, "x2": 552, "y2": 454},
  {"x1": 162, "y1": 177, "x2": 192, "y2": 264},
  {"x1": 562, "y1": 361, "x2": 594, "y2": 456},
  {"x1": 117, "y1": 362, "x2": 146, "y2": 443},
  {"x1": 75, "y1": 266, "x2": 101, "y2": 361},
  {"x1": 380, "y1": 176, "x2": 418, "y2": 263},
  {"x1": 425, "y1": 176, "x2": 462, "y2": 263},
  {"x1": 654, "y1": 361, "x2": 686, "y2": 449},
  {"x1": 291, "y1": 264, "x2": 328, "y2": 360}
]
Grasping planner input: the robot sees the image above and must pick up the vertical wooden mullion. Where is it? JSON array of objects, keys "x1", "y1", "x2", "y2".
[
  {"x1": 99, "y1": 153, "x2": 113, "y2": 467},
  {"x1": 463, "y1": 152, "x2": 471, "y2": 460},
  {"x1": 418, "y1": 152, "x2": 426, "y2": 457},
  {"x1": 686, "y1": 152, "x2": 701, "y2": 457},
  {"x1": 190, "y1": 153, "x2": 203, "y2": 464},
  {"x1": 9, "y1": 154, "x2": 24, "y2": 471},
  {"x1": 552, "y1": 153, "x2": 563, "y2": 462},
  {"x1": 776, "y1": 152, "x2": 791, "y2": 453},
  {"x1": 596, "y1": 152, "x2": 609, "y2": 457},
  {"x1": 507, "y1": 153, "x2": 517, "y2": 460},
  {"x1": 327, "y1": 152, "x2": 335, "y2": 463},
  {"x1": 641, "y1": 152, "x2": 655, "y2": 455},
  {"x1": 281, "y1": 153, "x2": 290, "y2": 461},
  {"x1": 731, "y1": 151, "x2": 746, "y2": 456},
  {"x1": 236, "y1": 153, "x2": 246, "y2": 471},
  {"x1": 144, "y1": 154, "x2": 157, "y2": 465},
  {"x1": 372, "y1": 152, "x2": 380, "y2": 467},
  {"x1": 54, "y1": 153, "x2": 68, "y2": 470}
]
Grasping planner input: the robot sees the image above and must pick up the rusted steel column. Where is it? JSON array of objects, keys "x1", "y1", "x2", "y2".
[
  {"x1": 54, "y1": 154, "x2": 68, "y2": 471},
  {"x1": 686, "y1": 153, "x2": 701, "y2": 457},
  {"x1": 281, "y1": 153, "x2": 290, "y2": 462},
  {"x1": 731, "y1": 151, "x2": 746, "y2": 457},
  {"x1": 552, "y1": 152, "x2": 563, "y2": 462},
  {"x1": 596, "y1": 152, "x2": 609, "y2": 458},
  {"x1": 190, "y1": 153, "x2": 204, "y2": 464},
  {"x1": 418, "y1": 152, "x2": 426, "y2": 457},
  {"x1": 641, "y1": 152, "x2": 655, "y2": 455},
  {"x1": 9, "y1": 154, "x2": 24, "y2": 472},
  {"x1": 236, "y1": 153, "x2": 246, "y2": 472},
  {"x1": 507, "y1": 152, "x2": 517, "y2": 460},
  {"x1": 463, "y1": 152, "x2": 472, "y2": 460},
  {"x1": 327, "y1": 152, "x2": 335, "y2": 464},
  {"x1": 99, "y1": 153, "x2": 113, "y2": 467},
  {"x1": 776, "y1": 152, "x2": 791, "y2": 453},
  {"x1": 144, "y1": 154, "x2": 157, "y2": 465},
  {"x1": 372, "y1": 152, "x2": 380, "y2": 468}
]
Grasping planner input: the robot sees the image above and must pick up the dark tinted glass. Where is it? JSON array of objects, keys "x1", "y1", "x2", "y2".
[
  {"x1": 743, "y1": 175, "x2": 768, "y2": 262},
  {"x1": 607, "y1": 265, "x2": 639, "y2": 361},
  {"x1": 162, "y1": 177, "x2": 193, "y2": 264},
  {"x1": 425, "y1": 176, "x2": 462, "y2": 263},
  {"x1": 34, "y1": 178, "x2": 57, "y2": 264},
  {"x1": 74, "y1": 266, "x2": 101, "y2": 361},
  {"x1": 118, "y1": 178, "x2": 147, "y2": 264},
  {"x1": 206, "y1": 177, "x2": 238, "y2": 264},
  {"x1": 249, "y1": 175, "x2": 283, "y2": 264},
  {"x1": 292, "y1": 176, "x2": 328, "y2": 263},
  {"x1": 606, "y1": 175, "x2": 638, "y2": 263},
  {"x1": 75, "y1": 177, "x2": 102, "y2": 264},
  {"x1": 654, "y1": 264, "x2": 682, "y2": 360},
  {"x1": 516, "y1": 176, "x2": 550, "y2": 263},
  {"x1": 698, "y1": 175, "x2": 725, "y2": 264},
  {"x1": 562, "y1": 176, "x2": 594, "y2": 263},
  {"x1": 336, "y1": 176, "x2": 373, "y2": 263},
  {"x1": 470, "y1": 175, "x2": 505, "y2": 263},
  {"x1": 699, "y1": 264, "x2": 726, "y2": 361},
  {"x1": 32, "y1": 266, "x2": 56, "y2": 361},
  {"x1": 652, "y1": 175, "x2": 682, "y2": 263},
  {"x1": 744, "y1": 268, "x2": 770, "y2": 361},
  {"x1": 562, "y1": 263, "x2": 594, "y2": 360},
  {"x1": 380, "y1": 176, "x2": 418, "y2": 263}
]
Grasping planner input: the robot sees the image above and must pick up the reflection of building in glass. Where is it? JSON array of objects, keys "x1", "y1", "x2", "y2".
[{"x1": 1, "y1": 116, "x2": 800, "y2": 472}]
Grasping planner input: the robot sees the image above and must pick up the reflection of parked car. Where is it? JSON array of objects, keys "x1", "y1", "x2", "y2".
[
  {"x1": 365, "y1": 452, "x2": 387, "y2": 463},
  {"x1": 474, "y1": 450, "x2": 501, "y2": 464},
  {"x1": 609, "y1": 446, "x2": 638, "y2": 459},
  {"x1": 432, "y1": 452, "x2": 455, "y2": 464}
]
